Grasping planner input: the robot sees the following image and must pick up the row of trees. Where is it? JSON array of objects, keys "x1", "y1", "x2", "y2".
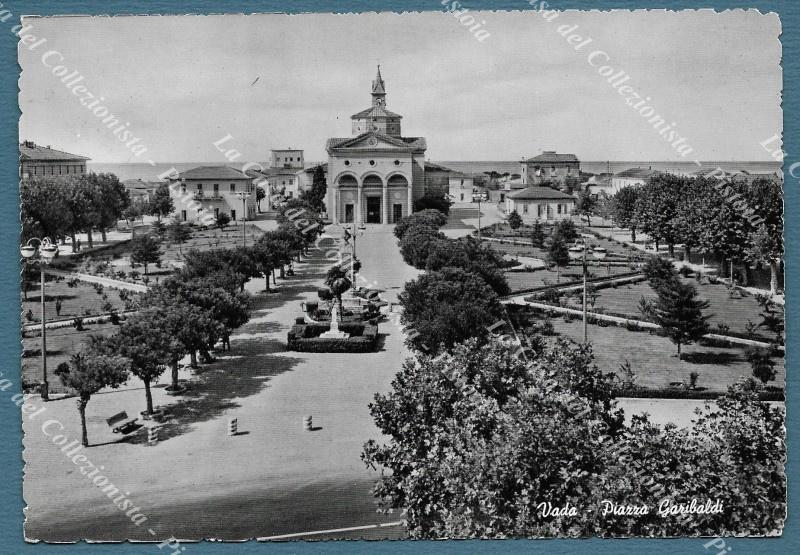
[
  {"x1": 21, "y1": 174, "x2": 177, "y2": 248},
  {"x1": 610, "y1": 176, "x2": 783, "y2": 294},
  {"x1": 55, "y1": 200, "x2": 326, "y2": 447},
  {"x1": 56, "y1": 251, "x2": 251, "y2": 446},
  {"x1": 395, "y1": 210, "x2": 511, "y2": 355}
]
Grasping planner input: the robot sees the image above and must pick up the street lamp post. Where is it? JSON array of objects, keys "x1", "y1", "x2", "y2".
[
  {"x1": 21, "y1": 237, "x2": 58, "y2": 401},
  {"x1": 568, "y1": 243, "x2": 609, "y2": 344},
  {"x1": 477, "y1": 196, "x2": 482, "y2": 241},
  {"x1": 236, "y1": 192, "x2": 251, "y2": 247}
]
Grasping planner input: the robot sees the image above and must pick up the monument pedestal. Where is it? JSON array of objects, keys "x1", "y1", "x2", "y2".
[{"x1": 320, "y1": 305, "x2": 349, "y2": 339}]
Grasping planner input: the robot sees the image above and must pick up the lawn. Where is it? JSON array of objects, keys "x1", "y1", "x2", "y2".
[
  {"x1": 21, "y1": 276, "x2": 136, "y2": 323},
  {"x1": 560, "y1": 277, "x2": 783, "y2": 341},
  {"x1": 546, "y1": 318, "x2": 785, "y2": 392},
  {"x1": 22, "y1": 321, "x2": 121, "y2": 394},
  {"x1": 51, "y1": 223, "x2": 266, "y2": 281}
]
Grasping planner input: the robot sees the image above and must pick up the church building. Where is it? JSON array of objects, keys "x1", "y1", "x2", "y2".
[{"x1": 325, "y1": 67, "x2": 427, "y2": 225}]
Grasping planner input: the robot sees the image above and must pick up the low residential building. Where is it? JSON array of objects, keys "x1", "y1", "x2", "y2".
[
  {"x1": 122, "y1": 179, "x2": 160, "y2": 203},
  {"x1": 611, "y1": 167, "x2": 662, "y2": 193},
  {"x1": 296, "y1": 163, "x2": 328, "y2": 192},
  {"x1": 521, "y1": 151, "x2": 580, "y2": 190},
  {"x1": 504, "y1": 186, "x2": 575, "y2": 222},
  {"x1": 19, "y1": 140, "x2": 90, "y2": 178},
  {"x1": 170, "y1": 166, "x2": 256, "y2": 223}
]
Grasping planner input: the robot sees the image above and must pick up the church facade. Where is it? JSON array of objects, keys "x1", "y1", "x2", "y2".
[{"x1": 325, "y1": 67, "x2": 427, "y2": 225}]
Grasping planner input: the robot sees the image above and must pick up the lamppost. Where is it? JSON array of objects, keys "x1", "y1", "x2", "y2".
[
  {"x1": 21, "y1": 237, "x2": 58, "y2": 401},
  {"x1": 236, "y1": 192, "x2": 251, "y2": 247},
  {"x1": 477, "y1": 196, "x2": 482, "y2": 241},
  {"x1": 568, "y1": 243, "x2": 609, "y2": 344}
]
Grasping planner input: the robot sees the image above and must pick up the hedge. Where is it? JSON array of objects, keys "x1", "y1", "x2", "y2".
[
  {"x1": 614, "y1": 386, "x2": 784, "y2": 402},
  {"x1": 287, "y1": 320, "x2": 379, "y2": 353}
]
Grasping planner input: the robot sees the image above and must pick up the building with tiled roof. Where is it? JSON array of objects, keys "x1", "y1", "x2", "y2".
[
  {"x1": 609, "y1": 167, "x2": 663, "y2": 194},
  {"x1": 505, "y1": 186, "x2": 575, "y2": 222},
  {"x1": 325, "y1": 66, "x2": 430, "y2": 225},
  {"x1": 169, "y1": 165, "x2": 256, "y2": 224},
  {"x1": 19, "y1": 140, "x2": 90, "y2": 178},
  {"x1": 520, "y1": 151, "x2": 580, "y2": 192}
]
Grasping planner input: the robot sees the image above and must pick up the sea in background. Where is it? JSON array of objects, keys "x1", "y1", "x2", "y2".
[{"x1": 88, "y1": 160, "x2": 783, "y2": 182}]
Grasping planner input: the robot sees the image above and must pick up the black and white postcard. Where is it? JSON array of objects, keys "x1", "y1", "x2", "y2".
[{"x1": 17, "y1": 7, "x2": 784, "y2": 543}]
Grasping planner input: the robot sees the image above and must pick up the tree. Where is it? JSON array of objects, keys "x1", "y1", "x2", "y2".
[
  {"x1": 424, "y1": 235, "x2": 510, "y2": 296},
  {"x1": 167, "y1": 220, "x2": 192, "y2": 254},
  {"x1": 745, "y1": 347, "x2": 777, "y2": 384},
  {"x1": 399, "y1": 225, "x2": 447, "y2": 269},
  {"x1": 642, "y1": 256, "x2": 678, "y2": 293},
  {"x1": 108, "y1": 310, "x2": 176, "y2": 414},
  {"x1": 507, "y1": 210, "x2": 522, "y2": 230},
  {"x1": 255, "y1": 185, "x2": 266, "y2": 213},
  {"x1": 530, "y1": 221, "x2": 545, "y2": 248},
  {"x1": 363, "y1": 337, "x2": 622, "y2": 538},
  {"x1": 122, "y1": 197, "x2": 148, "y2": 237},
  {"x1": 299, "y1": 165, "x2": 327, "y2": 211},
  {"x1": 551, "y1": 218, "x2": 577, "y2": 244},
  {"x1": 413, "y1": 192, "x2": 452, "y2": 215},
  {"x1": 399, "y1": 267, "x2": 503, "y2": 354},
  {"x1": 62, "y1": 176, "x2": 102, "y2": 250},
  {"x1": 130, "y1": 234, "x2": 162, "y2": 275},
  {"x1": 21, "y1": 177, "x2": 75, "y2": 243},
  {"x1": 87, "y1": 172, "x2": 130, "y2": 242},
  {"x1": 545, "y1": 235, "x2": 570, "y2": 282},
  {"x1": 215, "y1": 212, "x2": 231, "y2": 229},
  {"x1": 574, "y1": 189, "x2": 596, "y2": 226},
  {"x1": 148, "y1": 183, "x2": 174, "y2": 221},
  {"x1": 634, "y1": 176, "x2": 682, "y2": 256},
  {"x1": 324, "y1": 265, "x2": 352, "y2": 319},
  {"x1": 611, "y1": 186, "x2": 639, "y2": 241},
  {"x1": 55, "y1": 348, "x2": 129, "y2": 446},
  {"x1": 649, "y1": 279, "x2": 711, "y2": 356},
  {"x1": 394, "y1": 209, "x2": 448, "y2": 240},
  {"x1": 364, "y1": 336, "x2": 785, "y2": 537},
  {"x1": 747, "y1": 225, "x2": 782, "y2": 296}
]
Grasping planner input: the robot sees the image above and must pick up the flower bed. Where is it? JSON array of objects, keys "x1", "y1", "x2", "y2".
[{"x1": 287, "y1": 320, "x2": 379, "y2": 353}]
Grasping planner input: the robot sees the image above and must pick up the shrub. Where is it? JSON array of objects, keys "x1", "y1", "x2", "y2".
[
  {"x1": 109, "y1": 311, "x2": 121, "y2": 325},
  {"x1": 25, "y1": 309, "x2": 34, "y2": 322},
  {"x1": 688, "y1": 371, "x2": 699, "y2": 389},
  {"x1": 745, "y1": 346, "x2": 777, "y2": 384},
  {"x1": 73, "y1": 317, "x2": 84, "y2": 331},
  {"x1": 678, "y1": 266, "x2": 693, "y2": 278}
]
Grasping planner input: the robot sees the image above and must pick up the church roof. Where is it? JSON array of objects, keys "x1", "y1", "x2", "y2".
[
  {"x1": 326, "y1": 131, "x2": 426, "y2": 152},
  {"x1": 351, "y1": 105, "x2": 403, "y2": 120}
]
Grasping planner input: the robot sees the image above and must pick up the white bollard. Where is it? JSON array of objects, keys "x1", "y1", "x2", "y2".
[
  {"x1": 228, "y1": 418, "x2": 238, "y2": 436},
  {"x1": 147, "y1": 426, "x2": 159, "y2": 446},
  {"x1": 303, "y1": 415, "x2": 312, "y2": 431}
]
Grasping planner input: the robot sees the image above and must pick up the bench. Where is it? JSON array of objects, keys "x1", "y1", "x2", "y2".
[{"x1": 106, "y1": 411, "x2": 139, "y2": 434}]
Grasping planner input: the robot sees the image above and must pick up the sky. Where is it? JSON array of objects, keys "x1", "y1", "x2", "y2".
[{"x1": 18, "y1": 9, "x2": 782, "y2": 163}]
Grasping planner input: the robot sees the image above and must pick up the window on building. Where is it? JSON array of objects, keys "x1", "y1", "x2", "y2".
[
  {"x1": 213, "y1": 183, "x2": 219, "y2": 194},
  {"x1": 181, "y1": 185, "x2": 186, "y2": 194},
  {"x1": 181, "y1": 210, "x2": 187, "y2": 221},
  {"x1": 230, "y1": 183, "x2": 236, "y2": 192},
  {"x1": 557, "y1": 204, "x2": 562, "y2": 214},
  {"x1": 523, "y1": 203, "x2": 528, "y2": 214},
  {"x1": 197, "y1": 184, "x2": 203, "y2": 191}
]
